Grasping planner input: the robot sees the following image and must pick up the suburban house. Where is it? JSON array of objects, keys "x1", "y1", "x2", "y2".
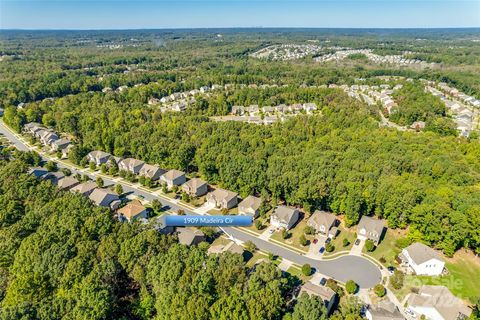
[
  {"x1": 87, "y1": 150, "x2": 112, "y2": 166},
  {"x1": 151, "y1": 216, "x2": 175, "y2": 235},
  {"x1": 238, "y1": 195, "x2": 262, "y2": 217},
  {"x1": 207, "y1": 241, "x2": 244, "y2": 256},
  {"x1": 160, "y1": 169, "x2": 187, "y2": 189},
  {"x1": 400, "y1": 242, "x2": 445, "y2": 276},
  {"x1": 118, "y1": 158, "x2": 145, "y2": 175},
  {"x1": 177, "y1": 228, "x2": 205, "y2": 246},
  {"x1": 139, "y1": 164, "x2": 165, "y2": 181},
  {"x1": 57, "y1": 176, "x2": 80, "y2": 191},
  {"x1": 407, "y1": 285, "x2": 472, "y2": 320},
  {"x1": 88, "y1": 188, "x2": 121, "y2": 210},
  {"x1": 307, "y1": 210, "x2": 338, "y2": 237},
  {"x1": 24, "y1": 122, "x2": 42, "y2": 134},
  {"x1": 206, "y1": 188, "x2": 238, "y2": 209},
  {"x1": 270, "y1": 205, "x2": 300, "y2": 230},
  {"x1": 70, "y1": 181, "x2": 98, "y2": 196},
  {"x1": 28, "y1": 167, "x2": 48, "y2": 178},
  {"x1": 117, "y1": 200, "x2": 148, "y2": 222},
  {"x1": 299, "y1": 282, "x2": 336, "y2": 314},
  {"x1": 39, "y1": 130, "x2": 59, "y2": 146},
  {"x1": 366, "y1": 300, "x2": 404, "y2": 320},
  {"x1": 182, "y1": 178, "x2": 208, "y2": 197},
  {"x1": 357, "y1": 216, "x2": 386, "y2": 245},
  {"x1": 51, "y1": 138, "x2": 71, "y2": 153},
  {"x1": 41, "y1": 171, "x2": 65, "y2": 185}
]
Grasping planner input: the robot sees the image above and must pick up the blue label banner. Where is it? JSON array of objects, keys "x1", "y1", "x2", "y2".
[{"x1": 165, "y1": 215, "x2": 253, "y2": 227}]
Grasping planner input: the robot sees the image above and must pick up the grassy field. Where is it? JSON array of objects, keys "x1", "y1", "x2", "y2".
[{"x1": 323, "y1": 224, "x2": 356, "y2": 256}]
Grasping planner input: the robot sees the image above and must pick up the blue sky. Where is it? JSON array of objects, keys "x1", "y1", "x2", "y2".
[{"x1": 1, "y1": 1, "x2": 479, "y2": 29}]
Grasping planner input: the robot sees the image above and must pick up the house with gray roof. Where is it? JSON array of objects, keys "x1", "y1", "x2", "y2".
[
  {"x1": 70, "y1": 181, "x2": 98, "y2": 196},
  {"x1": 270, "y1": 205, "x2": 300, "y2": 230},
  {"x1": 118, "y1": 158, "x2": 145, "y2": 175},
  {"x1": 182, "y1": 178, "x2": 208, "y2": 197},
  {"x1": 357, "y1": 216, "x2": 386, "y2": 245},
  {"x1": 407, "y1": 285, "x2": 471, "y2": 320},
  {"x1": 177, "y1": 228, "x2": 205, "y2": 246},
  {"x1": 139, "y1": 164, "x2": 165, "y2": 181},
  {"x1": 41, "y1": 171, "x2": 65, "y2": 185},
  {"x1": 57, "y1": 176, "x2": 80, "y2": 191},
  {"x1": 400, "y1": 242, "x2": 445, "y2": 276},
  {"x1": 160, "y1": 169, "x2": 186, "y2": 189},
  {"x1": 307, "y1": 210, "x2": 338, "y2": 237},
  {"x1": 238, "y1": 195, "x2": 261, "y2": 218},
  {"x1": 299, "y1": 282, "x2": 336, "y2": 314},
  {"x1": 206, "y1": 188, "x2": 238, "y2": 209},
  {"x1": 88, "y1": 188, "x2": 121, "y2": 210},
  {"x1": 207, "y1": 241, "x2": 244, "y2": 256},
  {"x1": 366, "y1": 300, "x2": 404, "y2": 320},
  {"x1": 87, "y1": 150, "x2": 112, "y2": 166}
]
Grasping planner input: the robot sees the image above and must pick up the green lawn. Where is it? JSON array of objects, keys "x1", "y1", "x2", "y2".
[
  {"x1": 242, "y1": 210, "x2": 272, "y2": 235},
  {"x1": 364, "y1": 229, "x2": 406, "y2": 267},
  {"x1": 286, "y1": 266, "x2": 313, "y2": 283},
  {"x1": 270, "y1": 218, "x2": 313, "y2": 252},
  {"x1": 323, "y1": 225, "x2": 356, "y2": 256}
]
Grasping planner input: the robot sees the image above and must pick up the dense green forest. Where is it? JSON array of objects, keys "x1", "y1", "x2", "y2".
[
  {"x1": 4, "y1": 85, "x2": 480, "y2": 256},
  {"x1": 0, "y1": 153, "x2": 367, "y2": 319}
]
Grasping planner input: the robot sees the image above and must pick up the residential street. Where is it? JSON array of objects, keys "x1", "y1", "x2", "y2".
[{"x1": 0, "y1": 120, "x2": 382, "y2": 288}]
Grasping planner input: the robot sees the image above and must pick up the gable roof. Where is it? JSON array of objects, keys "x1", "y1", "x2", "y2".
[
  {"x1": 239, "y1": 195, "x2": 261, "y2": 211},
  {"x1": 183, "y1": 178, "x2": 207, "y2": 191},
  {"x1": 71, "y1": 181, "x2": 98, "y2": 194},
  {"x1": 272, "y1": 205, "x2": 298, "y2": 223},
  {"x1": 357, "y1": 216, "x2": 385, "y2": 235},
  {"x1": 57, "y1": 176, "x2": 79, "y2": 190},
  {"x1": 308, "y1": 210, "x2": 336, "y2": 228},
  {"x1": 89, "y1": 188, "x2": 119, "y2": 206},
  {"x1": 210, "y1": 188, "x2": 238, "y2": 203},
  {"x1": 404, "y1": 242, "x2": 443, "y2": 265},
  {"x1": 140, "y1": 164, "x2": 164, "y2": 177},
  {"x1": 368, "y1": 300, "x2": 404, "y2": 320},
  {"x1": 88, "y1": 150, "x2": 111, "y2": 160},
  {"x1": 408, "y1": 285, "x2": 472, "y2": 320},
  {"x1": 162, "y1": 169, "x2": 185, "y2": 181},
  {"x1": 300, "y1": 282, "x2": 336, "y2": 301},
  {"x1": 177, "y1": 228, "x2": 205, "y2": 245},
  {"x1": 121, "y1": 157, "x2": 145, "y2": 168},
  {"x1": 117, "y1": 200, "x2": 147, "y2": 219}
]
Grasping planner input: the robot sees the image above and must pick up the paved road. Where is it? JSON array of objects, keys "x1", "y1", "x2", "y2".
[{"x1": 0, "y1": 120, "x2": 382, "y2": 288}]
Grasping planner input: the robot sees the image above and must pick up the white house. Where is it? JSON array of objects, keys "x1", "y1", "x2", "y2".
[{"x1": 400, "y1": 242, "x2": 445, "y2": 276}]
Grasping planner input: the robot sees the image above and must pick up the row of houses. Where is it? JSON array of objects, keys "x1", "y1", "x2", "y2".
[
  {"x1": 314, "y1": 49, "x2": 433, "y2": 67},
  {"x1": 250, "y1": 44, "x2": 324, "y2": 60},
  {"x1": 24, "y1": 122, "x2": 72, "y2": 157}
]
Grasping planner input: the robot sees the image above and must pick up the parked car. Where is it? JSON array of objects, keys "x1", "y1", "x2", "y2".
[
  {"x1": 313, "y1": 238, "x2": 318, "y2": 244},
  {"x1": 319, "y1": 247, "x2": 325, "y2": 254},
  {"x1": 319, "y1": 277, "x2": 327, "y2": 286},
  {"x1": 325, "y1": 238, "x2": 331, "y2": 244},
  {"x1": 269, "y1": 228, "x2": 275, "y2": 234},
  {"x1": 355, "y1": 239, "x2": 361, "y2": 245},
  {"x1": 387, "y1": 266, "x2": 395, "y2": 275}
]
